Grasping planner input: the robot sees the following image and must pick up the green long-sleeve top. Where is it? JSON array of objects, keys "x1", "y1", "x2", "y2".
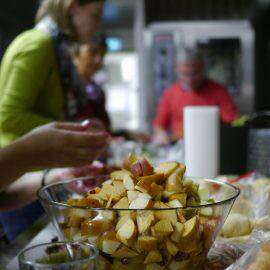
[{"x1": 0, "y1": 29, "x2": 64, "y2": 147}]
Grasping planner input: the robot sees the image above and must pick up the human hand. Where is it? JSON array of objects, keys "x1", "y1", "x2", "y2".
[{"x1": 13, "y1": 122, "x2": 110, "y2": 170}]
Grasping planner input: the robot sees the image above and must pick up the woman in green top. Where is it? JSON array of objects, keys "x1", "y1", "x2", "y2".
[
  {"x1": 0, "y1": 0, "x2": 105, "y2": 241},
  {"x1": 0, "y1": 0, "x2": 105, "y2": 146}
]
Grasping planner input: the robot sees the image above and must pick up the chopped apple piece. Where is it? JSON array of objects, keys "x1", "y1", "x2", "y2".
[
  {"x1": 136, "y1": 174, "x2": 164, "y2": 191},
  {"x1": 105, "y1": 194, "x2": 113, "y2": 208},
  {"x1": 155, "y1": 162, "x2": 179, "y2": 177},
  {"x1": 168, "y1": 260, "x2": 189, "y2": 270},
  {"x1": 171, "y1": 222, "x2": 184, "y2": 243},
  {"x1": 146, "y1": 264, "x2": 165, "y2": 270},
  {"x1": 116, "y1": 219, "x2": 137, "y2": 246},
  {"x1": 166, "y1": 239, "x2": 179, "y2": 256},
  {"x1": 123, "y1": 153, "x2": 139, "y2": 171},
  {"x1": 149, "y1": 183, "x2": 163, "y2": 199},
  {"x1": 144, "y1": 250, "x2": 162, "y2": 264},
  {"x1": 101, "y1": 210, "x2": 116, "y2": 222},
  {"x1": 138, "y1": 192, "x2": 152, "y2": 200},
  {"x1": 127, "y1": 190, "x2": 140, "y2": 202},
  {"x1": 151, "y1": 220, "x2": 174, "y2": 239},
  {"x1": 129, "y1": 196, "x2": 152, "y2": 210},
  {"x1": 167, "y1": 199, "x2": 183, "y2": 208},
  {"x1": 102, "y1": 240, "x2": 121, "y2": 254},
  {"x1": 162, "y1": 190, "x2": 175, "y2": 198},
  {"x1": 139, "y1": 158, "x2": 154, "y2": 176},
  {"x1": 81, "y1": 219, "x2": 112, "y2": 236},
  {"x1": 102, "y1": 179, "x2": 113, "y2": 186},
  {"x1": 169, "y1": 193, "x2": 187, "y2": 207},
  {"x1": 110, "y1": 170, "x2": 131, "y2": 181},
  {"x1": 166, "y1": 171, "x2": 183, "y2": 193},
  {"x1": 112, "y1": 181, "x2": 127, "y2": 201},
  {"x1": 113, "y1": 197, "x2": 129, "y2": 209},
  {"x1": 97, "y1": 184, "x2": 114, "y2": 201},
  {"x1": 116, "y1": 214, "x2": 135, "y2": 231},
  {"x1": 136, "y1": 210, "x2": 155, "y2": 234},
  {"x1": 123, "y1": 174, "x2": 136, "y2": 191},
  {"x1": 200, "y1": 206, "x2": 213, "y2": 217},
  {"x1": 135, "y1": 185, "x2": 148, "y2": 193},
  {"x1": 182, "y1": 216, "x2": 198, "y2": 238},
  {"x1": 198, "y1": 187, "x2": 210, "y2": 201},
  {"x1": 112, "y1": 246, "x2": 139, "y2": 258},
  {"x1": 137, "y1": 235, "x2": 158, "y2": 251},
  {"x1": 131, "y1": 161, "x2": 143, "y2": 177},
  {"x1": 154, "y1": 202, "x2": 178, "y2": 226}
]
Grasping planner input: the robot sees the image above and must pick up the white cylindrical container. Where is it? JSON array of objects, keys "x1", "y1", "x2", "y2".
[{"x1": 184, "y1": 106, "x2": 220, "y2": 178}]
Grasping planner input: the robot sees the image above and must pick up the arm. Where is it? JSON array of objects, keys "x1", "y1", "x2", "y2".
[
  {"x1": 217, "y1": 88, "x2": 239, "y2": 123},
  {"x1": 0, "y1": 122, "x2": 109, "y2": 190},
  {"x1": 0, "y1": 36, "x2": 54, "y2": 136},
  {"x1": 152, "y1": 90, "x2": 171, "y2": 144}
]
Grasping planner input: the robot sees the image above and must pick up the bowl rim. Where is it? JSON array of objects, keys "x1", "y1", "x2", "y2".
[
  {"x1": 18, "y1": 241, "x2": 98, "y2": 267},
  {"x1": 37, "y1": 175, "x2": 240, "y2": 211}
]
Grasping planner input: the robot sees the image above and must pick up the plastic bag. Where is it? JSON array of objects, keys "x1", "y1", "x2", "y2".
[{"x1": 226, "y1": 230, "x2": 270, "y2": 270}]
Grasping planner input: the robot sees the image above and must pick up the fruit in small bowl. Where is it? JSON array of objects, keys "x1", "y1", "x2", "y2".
[{"x1": 38, "y1": 155, "x2": 239, "y2": 270}]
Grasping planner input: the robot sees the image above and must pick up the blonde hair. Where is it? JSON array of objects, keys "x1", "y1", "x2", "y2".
[{"x1": 36, "y1": 0, "x2": 76, "y2": 38}]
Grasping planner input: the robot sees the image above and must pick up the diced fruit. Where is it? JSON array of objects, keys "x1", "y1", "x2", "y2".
[
  {"x1": 113, "y1": 197, "x2": 130, "y2": 209},
  {"x1": 149, "y1": 183, "x2": 163, "y2": 199},
  {"x1": 123, "y1": 153, "x2": 139, "y2": 171},
  {"x1": 137, "y1": 210, "x2": 155, "y2": 234},
  {"x1": 162, "y1": 190, "x2": 175, "y2": 198},
  {"x1": 112, "y1": 246, "x2": 138, "y2": 258},
  {"x1": 144, "y1": 250, "x2": 162, "y2": 264},
  {"x1": 154, "y1": 202, "x2": 178, "y2": 226},
  {"x1": 138, "y1": 193, "x2": 152, "y2": 200},
  {"x1": 135, "y1": 185, "x2": 148, "y2": 193},
  {"x1": 139, "y1": 158, "x2": 154, "y2": 176},
  {"x1": 182, "y1": 216, "x2": 198, "y2": 238},
  {"x1": 151, "y1": 220, "x2": 174, "y2": 239},
  {"x1": 129, "y1": 197, "x2": 152, "y2": 210},
  {"x1": 102, "y1": 179, "x2": 113, "y2": 186},
  {"x1": 101, "y1": 210, "x2": 116, "y2": 222},
  {"x1": 166, "y1": 239, "x2": 179, "y2": 256},
  {"x1": 87, "y1": 235, "x2": 99, "y2": 245},
  {"x1": 81, "y1": 219, "x2": 112, "y2": 236},
  {"x1": 168, "y1": 260, "x2": 189, "y2": 270},
  {"x1": 127, "y1": 191, "x2": 140, "y2": 202},
  {"x1": 97, "y1": 184, "x2": 114, "y2": 201},
  {"x1": 116, "y1": 219, "x2": 137, "y2": 246},
  {"x1": 167, "y1": 199, "x2": 183, "y2": 208},
  {"x1": 131, "y1": 161, "x2": 143, "y2": 177},
  {"x1": 169, "y1": 193, "x2": 187, "y2": 207},
  {"x1": 198, "y1": 187, "x2": 210, "y2": 201},
  {"x1": 102, "y1": 240, "x2": 121, "y2": 254},
  {"x1": 136, "y1": 174, "x2": 164, "y2": 191},
  {"x1": 116, "y1": 213, "x2": 136, "y2": 231},
  {"x1": 166, "y1": 172, "x2": 183, "y2": 192},
  {"x1": 155, "y1": 162, "x2": 179, "y2": 177},
  {"x1": 123, "y1": 174, "x2": 136, "y2": 191},
  {"x1": 171, "y1": 222, "x2": 184, "y2": 243},
  {"x1": 200, "y1": 207, "x2": 213, "y2": 217},
  {"x1": 110, "y1": 170, "x2": 131, "y2": 181},
  {"x1": 137, "y1": 235, "x2": 158, "y2": 251},
  {"x1": 146, "y1": 264, "x2": 165, "y2": 270},
  {"x1": 112, "y1": 181, "x2": 127, "y2": 201},
  {"x1": 106, "y1": 194, "x2": 113, "y2": 208}
]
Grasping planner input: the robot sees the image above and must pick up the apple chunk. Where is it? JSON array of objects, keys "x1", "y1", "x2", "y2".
[
  {"x1": 154, "y1": 162, "x2": 179, "y2": 177},
  {"x1": 116, "y1": 218, "x2": 137, "y2": 246},
  {"x1": 127, "y1": 190, "x2": 140, "y2": 202},
  {"x1": 136, "y1": 210, "x2": 155, "y2": 234},
  {"x1": 129, "y1": 196, "x2": 152, "y2": 210},
  {"x1": 171, "y1": 222, "x2": 184, "y2": 243},
  {"x1": 123, "y1": 174, "x2": 136, "y2": 191},
  {"x1": 136, "y1": 174, "x2": 164, "y2": 191},
  {"x1": 166, "y1": 239, "x2": 179, "y2": 256},
  {"x1": 166, "y1": 171, "x2": 183, "y2": 193},
  {"x1": 102, "y1": 240, "x2": 121, "y2": 254},
  {"x1": 110, "y1": 170, "x2": 131, "y2": 181},
  {"x1": 81, "y1": 219, "x2": 112, "y2": 236},
  {"x1": 123, "y1": 153, "x2": 139, "y2": 171},
  {"x1": 144, "y1": 250, "x2": 162, "y2": 264},
  {"x1": 137, "y1": 235, "x2": 158, "y2": 251},
  {"x1": 182, "y1": 216, "x2": 198, "y2": 238},
  {"x1": 151, "y1": 219, "x2": 174, "y2": 239},
  {"x1": 112, "y1": 246, "x2": 138, "y2": 259}
]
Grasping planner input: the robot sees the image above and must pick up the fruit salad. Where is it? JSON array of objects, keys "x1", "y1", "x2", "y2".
[{"x1": 61, "y1": 154, "x2": 221, "y2": 270}]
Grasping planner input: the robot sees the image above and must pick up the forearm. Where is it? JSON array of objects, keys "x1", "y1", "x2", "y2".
[{"x1": 0, "y1": 172, "x2": 43, "y2": 211}]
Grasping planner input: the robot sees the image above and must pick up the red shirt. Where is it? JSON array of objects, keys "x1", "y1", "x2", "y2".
[{"x1": 153, "y1": 79, "x2": 238, "y2": 139}]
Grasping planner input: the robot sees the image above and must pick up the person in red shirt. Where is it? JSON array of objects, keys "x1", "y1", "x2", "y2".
[{"x1": 153, "y1": 48, "x2": 238, "y2": 144}]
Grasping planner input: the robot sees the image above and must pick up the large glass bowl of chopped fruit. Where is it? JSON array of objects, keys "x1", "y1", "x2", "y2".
[{"x1": 38, "y1": 154, "x2": 240, "y2": 270}]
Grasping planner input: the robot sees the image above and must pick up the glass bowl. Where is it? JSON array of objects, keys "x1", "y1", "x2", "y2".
[
  {"x1": 38, "y1": 176, "x2": 239, "y2": 270},
  {"x1": 19, "y1": 241, "x2": 98, "y2": 270}
]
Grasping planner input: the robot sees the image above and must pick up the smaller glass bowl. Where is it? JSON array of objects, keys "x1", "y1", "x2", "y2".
[{"x1": 18, "y1": 241, "x2": 98, "y2": 270}]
